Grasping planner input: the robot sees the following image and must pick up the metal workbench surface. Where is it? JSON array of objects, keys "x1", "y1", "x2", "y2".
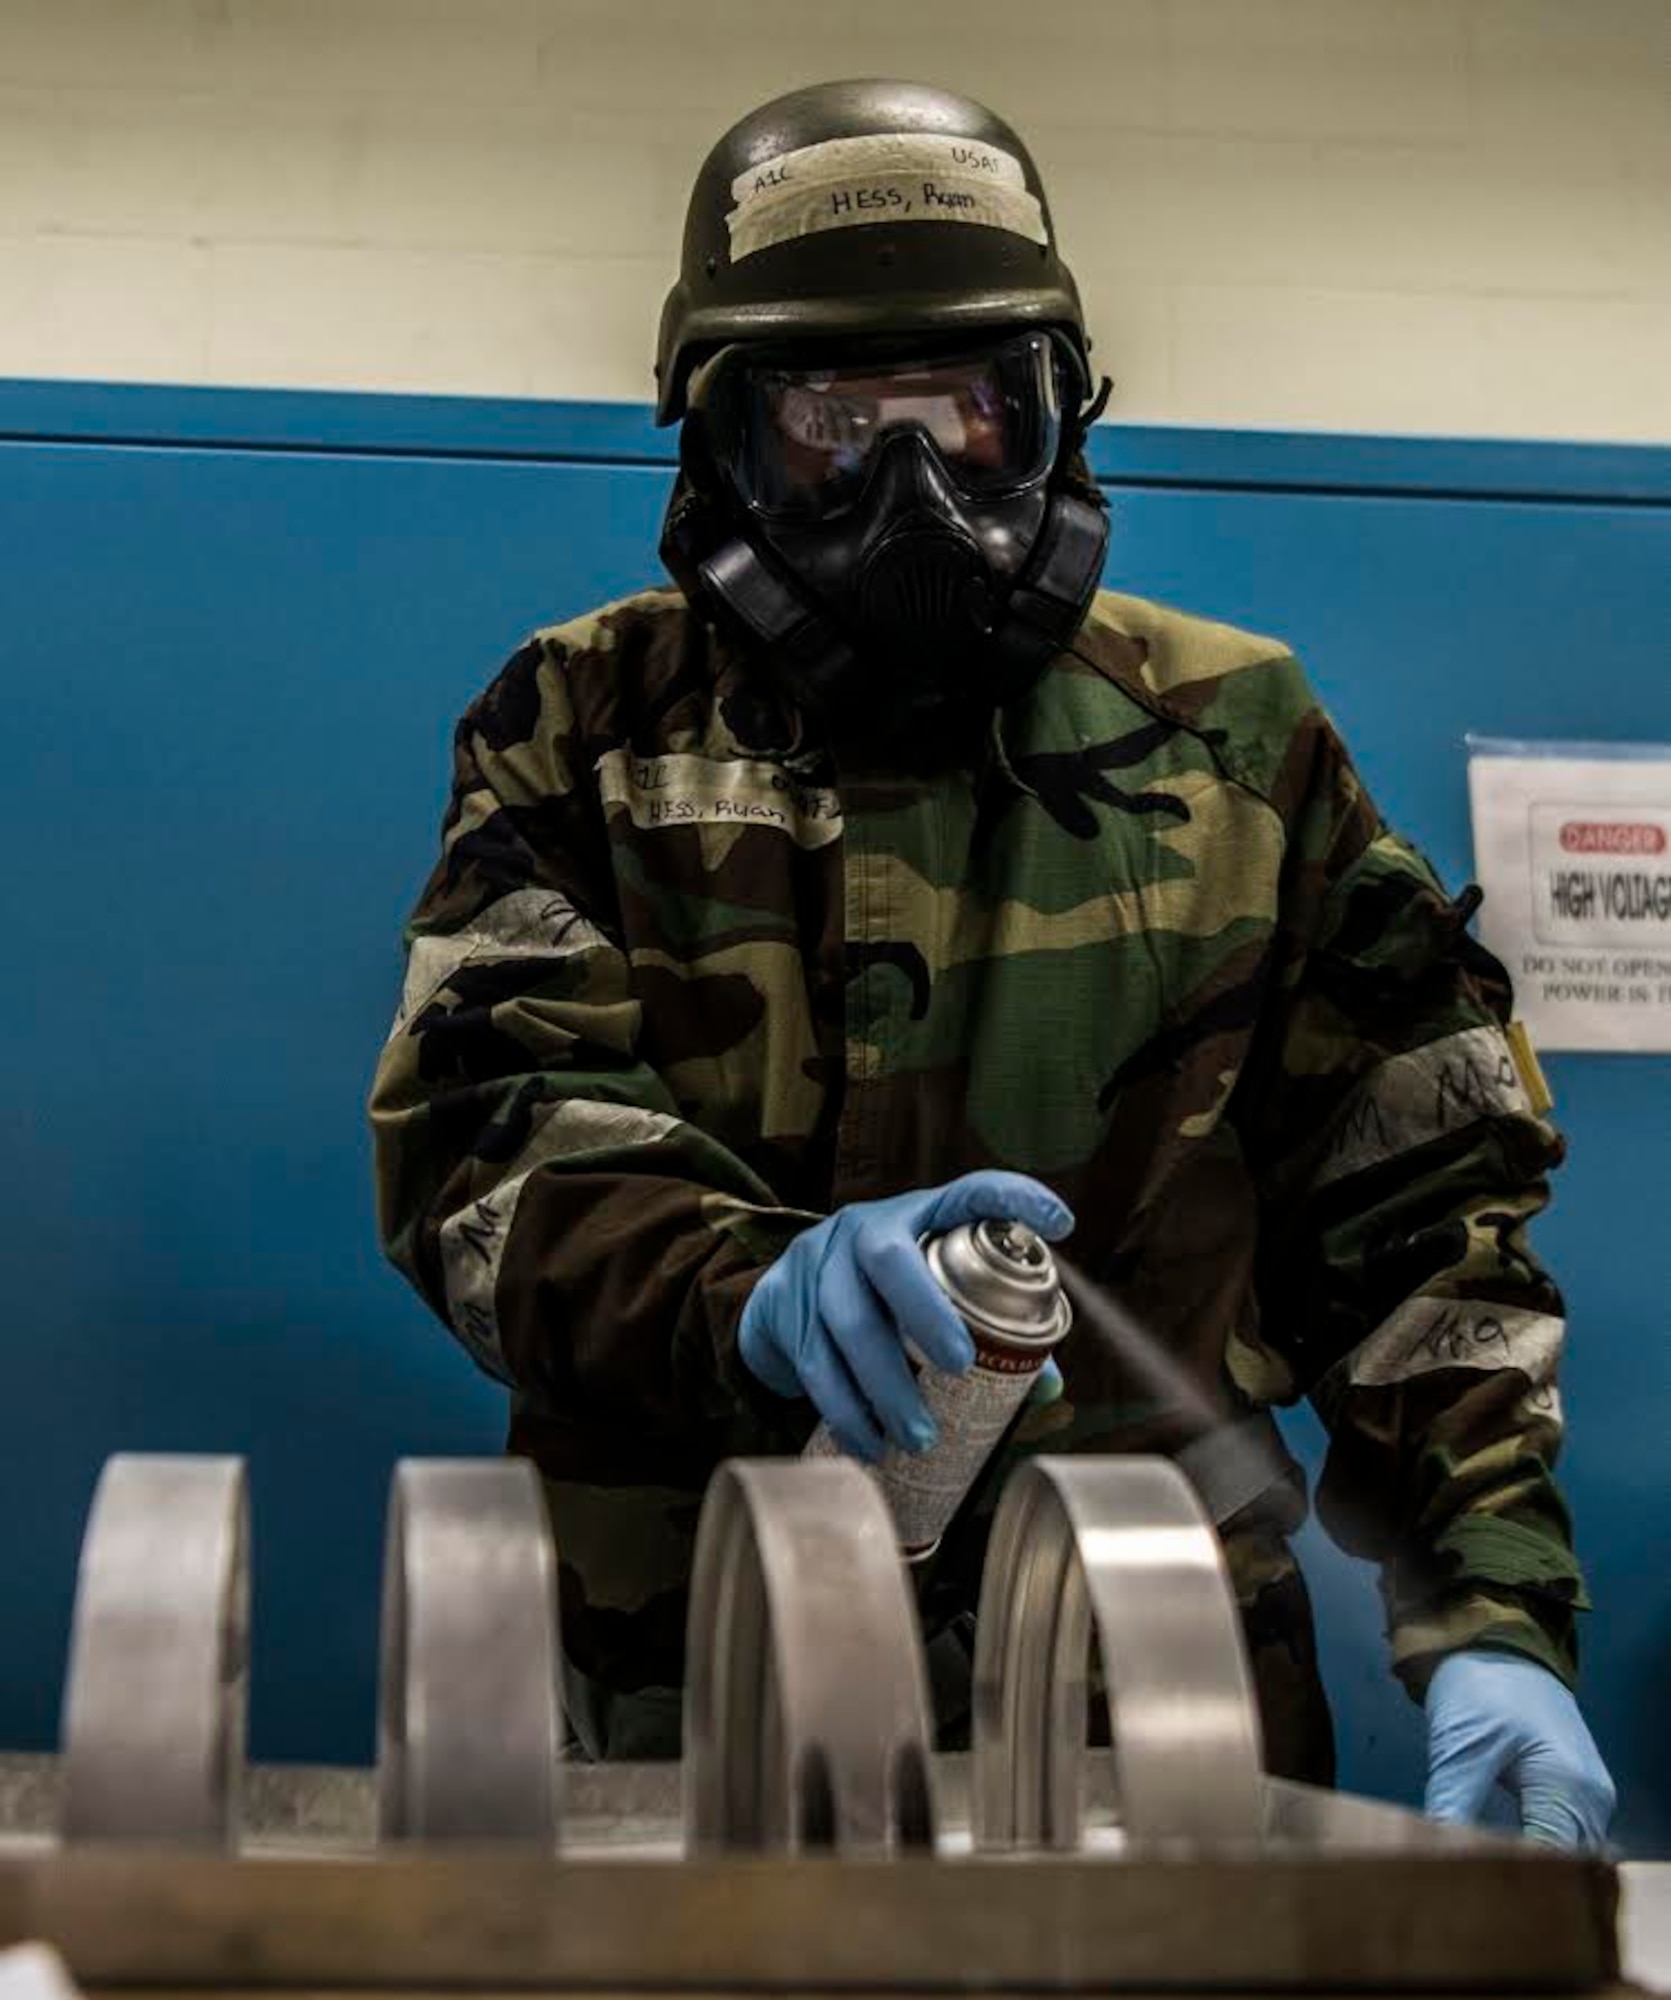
[{"x1": 0, "y1": 1753, "x2": 1641, "y2": 1997}]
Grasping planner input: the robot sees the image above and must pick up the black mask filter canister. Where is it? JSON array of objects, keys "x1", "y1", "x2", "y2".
[{"x1": 771, "y1": 426, "x2": 1050, "y2": 686}]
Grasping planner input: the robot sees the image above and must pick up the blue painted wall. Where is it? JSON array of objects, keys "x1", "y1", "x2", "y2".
[{"x1": 1, "y1": 385, "x2": 1666, "y2": 1851}]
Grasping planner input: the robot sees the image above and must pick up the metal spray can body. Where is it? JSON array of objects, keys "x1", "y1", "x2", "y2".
[{"x1": 803, "y1": 1217, "x2": 1072, "y2": 1559}]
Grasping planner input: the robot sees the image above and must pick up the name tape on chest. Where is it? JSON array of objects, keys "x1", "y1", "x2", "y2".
[
  {"x1": 597, "y1": 749, "x2": 844, "y2": 848},
  {"x1": 725, "y1": 131, "x2": 1048, "y2": 265}
]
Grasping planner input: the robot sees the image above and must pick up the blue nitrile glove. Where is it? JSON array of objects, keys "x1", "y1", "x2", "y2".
[
  {"x1": 738, "y1": 1172, "x2": 1075, "y2": 1462},
  {"x1": 1424, "y1": 1650, "x2": 1616, "y2": 1848}
]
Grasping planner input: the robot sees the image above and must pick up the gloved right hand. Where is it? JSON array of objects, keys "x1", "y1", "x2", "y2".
[{"x1": 738, "y1": 1171, "x2": 1074, "y2": 1462}]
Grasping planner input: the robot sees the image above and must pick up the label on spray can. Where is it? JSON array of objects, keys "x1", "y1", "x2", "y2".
[{"x1": 803, "y1": 1217, "x2": 1072, "y2": 1558}]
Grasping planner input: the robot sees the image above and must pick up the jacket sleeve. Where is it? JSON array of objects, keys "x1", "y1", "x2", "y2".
[
  {"x1": 368, "y1": 636, "x2": 814, "y2": 1432},
  {"x1": 1237, "y1": 689, "x2": 1587, "y2": 1695}
]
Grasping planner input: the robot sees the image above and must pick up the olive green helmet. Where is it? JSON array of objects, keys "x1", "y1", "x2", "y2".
[{"x1": 654, "y1": 78, "x2": 1090, "y2": 424}]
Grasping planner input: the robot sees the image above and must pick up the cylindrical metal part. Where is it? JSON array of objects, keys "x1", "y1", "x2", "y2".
[
  {"x1": 805, "y1": 1218, "x2": 1071, "y2": 1556},
  {"x1": 59, "y1": 1454, "x2": 249, "y2": 1845},
  {"x1": 684, "y1": 1459, "x2": 936, "y2": 1854},
  {"x1": 377, "y1": 1459, "x2": 564, "y2": 1844},
  {"x1": 972, "y1": 1455, "x2": 1263, "y2": 1851}
]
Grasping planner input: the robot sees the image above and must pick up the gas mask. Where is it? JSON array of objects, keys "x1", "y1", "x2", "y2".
[{"x1": 661, "y1": 330, "x2": 1110, "y2": 745}]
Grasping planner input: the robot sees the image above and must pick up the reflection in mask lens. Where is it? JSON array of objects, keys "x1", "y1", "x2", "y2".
[{"x1": 725, "y1": 334, "x2": 1062, "y2": 522}]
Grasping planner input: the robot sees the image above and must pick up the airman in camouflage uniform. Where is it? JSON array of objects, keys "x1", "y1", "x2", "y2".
[
  {"x1": 369, "y1": 80, "x2": 1608, "y2": 1827},
  {"x1": 370, "y1": 582, "x2": 1581, "y2": 1776}
]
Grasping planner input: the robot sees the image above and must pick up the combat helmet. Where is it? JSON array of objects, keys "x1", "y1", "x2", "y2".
[{"x1": 655, "y1": 78, "x2": 1092, "y2": 423}]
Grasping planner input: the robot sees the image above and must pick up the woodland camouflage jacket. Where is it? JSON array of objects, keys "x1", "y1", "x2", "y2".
[{"x1": 369, "y1": 586, "x2": 1586, "y2": 1758}]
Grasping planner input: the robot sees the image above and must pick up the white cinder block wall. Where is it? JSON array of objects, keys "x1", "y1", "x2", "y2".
[{"x1": 0, "y1": 0, "x2": 1667, "y2": 440}]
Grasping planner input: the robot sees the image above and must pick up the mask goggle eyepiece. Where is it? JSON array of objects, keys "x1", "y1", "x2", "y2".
[{"x1": 693, "y1": 331, "x2": 1069, "y2": 525}]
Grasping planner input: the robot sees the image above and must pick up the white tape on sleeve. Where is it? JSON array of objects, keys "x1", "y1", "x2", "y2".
[{"x1": 1344, "y1": 1297, "x2": 1564, "y2": 1390}]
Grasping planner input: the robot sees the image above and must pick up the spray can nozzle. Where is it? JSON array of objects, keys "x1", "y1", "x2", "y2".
[{"x1": 980, "y1": 1218, "x2": 1048, "y2": 1268}]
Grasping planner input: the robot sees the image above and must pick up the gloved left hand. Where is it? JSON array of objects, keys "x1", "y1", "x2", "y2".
[{"x1": 1424, "y1": 1649, "x2": 1616, "y2": 1848}]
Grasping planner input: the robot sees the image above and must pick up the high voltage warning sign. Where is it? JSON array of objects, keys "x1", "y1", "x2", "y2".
[{"x1": 1469, "y1": 739, "x2": 1671, "y2": 1052}]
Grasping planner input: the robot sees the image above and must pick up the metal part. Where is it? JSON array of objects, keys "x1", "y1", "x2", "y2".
[
  {"x1": 972, "y1": 1454, "x2": 1264, "y2": 1850},
  {"x1": 1620, "y1": 1862, "x2": 1671, "y2": 1993},
  {"x1": 377, "y1": 1459, "x2": 563, "y2": 1845},
  {"x1": 683, "y1": 1459, "x2": 935, "y2": 1853},
  {"x1": 0, "y1": 1943, "x2": 82, "y2": 2000},
  {"x1": 806, "y1": 1218, "x2": 1072, "y2": 1557},
  {"x1": 0, "y1": 1842, "x2": 1620, "y2": 1992},
  {"x1": 58, "y1": 1454, "x2": 248, "y2": 1846},
  {"x1": 0, "y1": 1752, "x2": 1522, "y2": 1860},
  {"x1": 8, "y1": 1447, "x2": 1629, "y2": 1996}
]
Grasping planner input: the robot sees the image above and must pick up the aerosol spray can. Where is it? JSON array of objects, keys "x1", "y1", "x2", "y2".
[{"x1": 803, "y1": 1217, "x2": 1072, "y2": 1560}]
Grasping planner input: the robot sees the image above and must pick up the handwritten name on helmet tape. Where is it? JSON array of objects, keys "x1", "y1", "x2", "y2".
[{"x1": 725, "y1": 131, "x2": 1048, "y2": 265}]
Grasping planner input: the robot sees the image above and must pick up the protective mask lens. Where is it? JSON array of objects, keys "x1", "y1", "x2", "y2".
[{"x1": 726, "y1": 334, "x2": 1062, "y2": 523}]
